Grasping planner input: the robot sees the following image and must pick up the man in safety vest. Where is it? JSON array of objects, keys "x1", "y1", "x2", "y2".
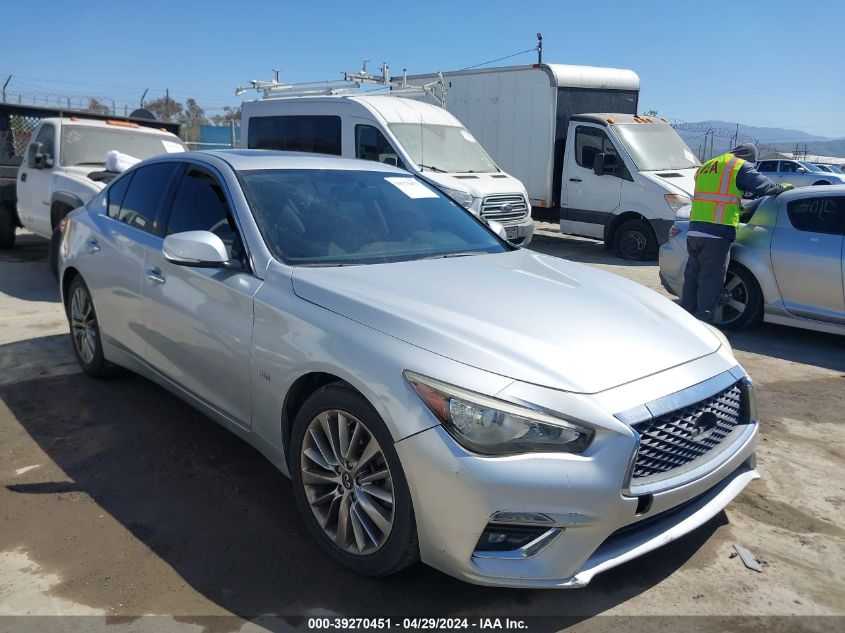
[{"x1": 681, "y1": 144, "x2": 792, "y2": 323}]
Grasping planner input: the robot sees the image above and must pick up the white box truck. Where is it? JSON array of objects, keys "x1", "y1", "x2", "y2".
[{"x1": 404, "y1": 64, "x2": 700, "y2": 259}]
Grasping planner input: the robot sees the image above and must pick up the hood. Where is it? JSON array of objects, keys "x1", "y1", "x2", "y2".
[
  {"x1": 419, "y1": 171, "x2": 527, "y2": 199},
  {"x1": 291, "y1": 250, "x2": 721, "y2": 394},
  {"x1": 56, "y1": 166, "x2": 107, "y2": 193},
  {"x1": 640, "y1": 167, "x2": 697, "y2": 197}
]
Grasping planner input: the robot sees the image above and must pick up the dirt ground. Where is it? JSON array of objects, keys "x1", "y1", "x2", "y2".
[{"x1": 0, "y1": 227, "x2": 843, "y2": 633}]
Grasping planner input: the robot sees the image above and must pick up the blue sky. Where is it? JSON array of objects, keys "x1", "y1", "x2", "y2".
[{"x1": 2, "y1": 1, "x2": 843, "y2": 138}]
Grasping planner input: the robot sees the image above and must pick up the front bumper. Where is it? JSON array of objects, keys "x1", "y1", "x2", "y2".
[
  {"x1": 395, "y1": 369, "x2": 758, "y2": 588},
  {"x1": 501, "y1": 215, "x2": 534, "y2": 246}
]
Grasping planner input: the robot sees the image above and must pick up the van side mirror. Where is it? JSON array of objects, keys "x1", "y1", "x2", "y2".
[{"x1": 592, "y1": 152, "x2": 606, "y2": 177}]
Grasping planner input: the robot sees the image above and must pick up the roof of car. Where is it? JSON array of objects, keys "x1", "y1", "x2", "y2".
[
  {"x1": 40, "y1": 117, "x2": 180, "y2": 138},
  {"x1": 195, "y1": 149, "x2": 409, "y2": 173}
]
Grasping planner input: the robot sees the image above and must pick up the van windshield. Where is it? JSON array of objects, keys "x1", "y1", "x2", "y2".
[
  {"x1": 613, "y1": 124, "x2": 700, "y2": 172},
  {"x1": 61, "y1": 126, "x2": 186, "y2": 167},
  {"x1": 388, "y1": 124, "x2": 498, "y2": 174}
]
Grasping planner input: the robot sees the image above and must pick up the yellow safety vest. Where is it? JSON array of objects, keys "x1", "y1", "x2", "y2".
[{"x1": 690, "y1": 153, "x2": 745, "y2": 228}]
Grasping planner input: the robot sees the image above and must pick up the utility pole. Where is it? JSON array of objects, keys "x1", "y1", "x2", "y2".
[
  {"x1": 230, "y1": 119, "x2": 237, "y2": 148},
  {"x1": 2, "y1": 75, "x2": 11, "y2": 103},
  {"x1": 112, "y1": 99, "x2": 116, "y2": 115},
  {"x1": 140, "y1": 88, "x2": 148, "y2": 108},
  {"x1": 537, "y1": 33, "x2": 543, "y2": 64}
]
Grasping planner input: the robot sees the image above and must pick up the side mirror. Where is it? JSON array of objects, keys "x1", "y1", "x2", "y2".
[
  {"x1": 797, "y1": 167, "x2": 806, "y2": 173},
  {"x1": 163, "y1": 230, "x2": 241, "y2": 269},
  {"x1": 31, "y1": 142, "x2": 53, "y2": 169},
  {"x1": 380, "y1": 155, "x2": 399, "y2": 167},
  {"x1": 486, "y1": 219, "x2": 509, "y2": 241},
  {"x1": 592, "y1": 152, "x2": 606, "y2": 177}
]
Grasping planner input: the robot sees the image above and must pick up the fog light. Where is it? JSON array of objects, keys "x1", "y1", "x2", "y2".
[{"x1": 475, "y1": 524, "x2": 549, "y2": 552}]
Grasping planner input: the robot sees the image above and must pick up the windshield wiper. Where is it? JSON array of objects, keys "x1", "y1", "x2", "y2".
[
  {"x1": 421, "y1": 250, "x2": 487, "y2": 260},
  {"x1": 418, "y1": 163, "x2": 446, "y2": 173},
  {"x1": 75, "y1": 162, "x2": 106, "y2": 166}
]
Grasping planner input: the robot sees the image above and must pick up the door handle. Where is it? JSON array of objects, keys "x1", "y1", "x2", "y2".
[
  {"x1": 569, "y1": 178, "x2": 582, "y2": 182},
  {"x1": 20, "y1": 173, "x2": 27, "y2": 182},
  {"x1": 144, "y1": 268, "x2": 166, "y2": 285},
  {"x1": 85, "y1": 239, "x2": 101, "y2": 254}
]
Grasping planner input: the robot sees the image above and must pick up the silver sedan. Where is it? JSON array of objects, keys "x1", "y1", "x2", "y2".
[
  {"x1": 660, "y1": 186, "x2": 845, "y2": 333},
  {"x1": 59, "y1": 150, "x2": 759, "y2": 588}
]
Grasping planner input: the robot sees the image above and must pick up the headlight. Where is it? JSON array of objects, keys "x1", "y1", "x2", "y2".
[
  {"x1": 665, "y1": 194, "x2": 692, "y2": 213},
  {"x1": 439, "y1": 187, "x2": 474, "y2": 209},
  {"x1": 404, "y1": 372, "x2": 593, "y2": 455}
]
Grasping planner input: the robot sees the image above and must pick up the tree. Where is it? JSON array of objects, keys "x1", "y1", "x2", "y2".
[
  {"x1": 87, "y1": 98, "x2": 112, "y2": 115},
  {"x1": 643, "y1": 109, "x2": 659, "y2": 117},
  {"x1": 210, "y1": 105, "x2": 241, "y2": 126},
  {"x1": 178, "y1": 98, "x2": 208, "y2": 143},
  {"x1": 144, "y1": 94, "x2": 183, "y2": 122}
]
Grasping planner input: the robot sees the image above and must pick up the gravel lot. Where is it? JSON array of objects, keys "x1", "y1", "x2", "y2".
[{"x1": 0, "y1": 226, "x2": 843, "y2": 632}]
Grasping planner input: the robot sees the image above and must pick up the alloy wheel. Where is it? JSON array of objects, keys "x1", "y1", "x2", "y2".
[
  {"x1": 714, "y1": 271, "x2": 748, "y2": 326},
  {"x1": 70, "y1": 286, "x2": 97, "y2": 364},
  {"x1": 300, "y1": 409, "x2": 395, "y2": 555}
]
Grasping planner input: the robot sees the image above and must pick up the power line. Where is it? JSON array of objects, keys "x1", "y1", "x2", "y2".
[{"x1": 460, "y1": 47, "x2": 538, "y2": 71}]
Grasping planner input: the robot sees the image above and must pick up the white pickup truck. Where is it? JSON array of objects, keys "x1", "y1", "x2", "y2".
[{"x1": 1, "y1": 105, "x2": 186, "y2": 270}]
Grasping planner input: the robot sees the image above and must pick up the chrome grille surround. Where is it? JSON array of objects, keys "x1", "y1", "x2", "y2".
[
  {"x1": 615, "y1": 367, "x2": 755, "y2": 495},
  {"x1": 481, "y1": 193, "x2": 529, "y2": 223}
]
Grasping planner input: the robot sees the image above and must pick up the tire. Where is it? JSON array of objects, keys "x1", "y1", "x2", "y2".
[
  {"x1": 64, "y1": 276, "x2": 120, "y2": 378},
  {"x1": 49, "y1": 226, "x2": 62, "y2": 279},
  {"x1": 290, "y1": 382, "x2": 419, "y2": 576},
  {"x1": 0, "y1": 202, "x2": 16, "y2": 250},
  {"x1": 713, "y1": 264, "x2": 763, "y2": 331},
  {"x1": 613, "y1": 218, "x2": 658, "y2": 260}
]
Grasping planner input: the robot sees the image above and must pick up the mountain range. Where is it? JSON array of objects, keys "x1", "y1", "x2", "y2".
[{"x1": 675, "y1": 120, "x2": 845, "y2": 160}]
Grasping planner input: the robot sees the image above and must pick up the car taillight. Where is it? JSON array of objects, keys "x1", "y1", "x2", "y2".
[
  {"x1": 58, "y1": 217, "x2": 69, "y2": 233},
  {"x1": 669, "y1": 224, "x2": 681, "y2": 239}
]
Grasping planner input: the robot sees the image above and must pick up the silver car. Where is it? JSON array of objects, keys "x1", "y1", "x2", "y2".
[
  {"x1": 755, "y1": 159, "x2": 845, "y2": 187},
  {"x1": 59, "y1": 150, "x2": 759, "y2": 588},
  {"x1": 660, "y1": 186, "x2": 845, "y2": 334}
]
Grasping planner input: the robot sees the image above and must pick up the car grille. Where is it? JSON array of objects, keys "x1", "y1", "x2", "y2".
[
  {"x1": 631, "y1": 382, "x2": 744, "y2": 480},
  {"x1": 480, "y1": 194, "x2": 528, "y2": 223}
]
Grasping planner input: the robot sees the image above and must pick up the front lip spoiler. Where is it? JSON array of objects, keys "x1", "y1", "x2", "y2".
[{"x1": 456, "y1": 463, "x2": 759, "y2": 589}]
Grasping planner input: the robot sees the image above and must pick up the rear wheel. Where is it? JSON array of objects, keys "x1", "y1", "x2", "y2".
[
  {"x1": 713, "y1": 265, "x2": 762, "y2": 331},
  {"x1": 64, "y1": 276, "x2": 120, "y2": 378},
  {"x1": 613, "y1": 218, "x2": 657, "y2": 260},
  {"x1": 290, "y1": 383, "x2": 419, "y2": 576},
  {"x1": 0, "y1": 202, "x2": 16, "y2": 249}
]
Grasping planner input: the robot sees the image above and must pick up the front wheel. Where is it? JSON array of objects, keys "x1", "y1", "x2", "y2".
[
  {"x1": 0, "y1": 202, "x2": 16, "y2": 249},
  {"x1": 713, "y1": 265, "x2": 763, "y2": 331},
  {"x1": 613, "y1": 218, "x2": 658, "y2": 260},
  {"x1": 290, "y1": 383, "x2": 419, "y2": 576}
]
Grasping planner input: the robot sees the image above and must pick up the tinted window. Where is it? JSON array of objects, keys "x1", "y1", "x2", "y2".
[
  {"x1": 240, "y1": 169, "x2": 506, "y2": 265},
  {"x1": 118, "y1": 162, "x2": 180, "y2": 234},
  {"x1": 575, "y1": 126, "x2": 619, "y2": 174},
  {"x1": 166, "y1": 167, "x2": 240, "y2": 258},
  {"x1": 757, "y1": 161, "x2": 777, "y2": 172},
  {"x1": 786, "y1": 196, "x2": 845, "y2": 235},
  {"x1": 107, "y1": 172, "x2": 133, "y2": 219},
  {"x1": 780, "y1": 161, "x2": 797, "y2": 173},
  {"x1": 355, "y1": 125, "x2": 404, "y2": 169},
  {"x1": 248, "y1": 115, "x2": 341, "y2": 155},
  {"x1": 27, "y1": 124, "x2": 56, "y2": 168}
]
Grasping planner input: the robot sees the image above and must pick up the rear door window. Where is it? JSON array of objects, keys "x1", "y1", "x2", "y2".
[
  {"x1": 107, "y1": 172, "x2": 134, "y2": 219},
  {"x1": 247, "y1": 115, "x2": 342, "y2": 155},
  {"x1": 780, "y1": 161, "x2": 798, "y2": 173},
  {"x1": 786, "y1": 196, "x2": 845, "y2": 235},
  {"x1": 118, "y1": 162, "x2": 180, "y2": 234}
]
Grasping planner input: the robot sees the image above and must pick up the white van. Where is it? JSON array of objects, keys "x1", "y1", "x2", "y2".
[{"x1": 240, "y1": 95, "x2": 534, "y2": 244}]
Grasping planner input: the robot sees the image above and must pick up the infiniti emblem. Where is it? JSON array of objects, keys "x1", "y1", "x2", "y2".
[
  {"x1": 341, "y1": 471, "x2": 353, "y2": 490},
  {"x1": 691, "y1": 411, "x2": 718, "y2": 442}
]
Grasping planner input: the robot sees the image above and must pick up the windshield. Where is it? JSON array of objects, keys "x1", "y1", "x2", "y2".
[
  {"x1": 240, "y1": 169, "x2": 507, "y2": 265},
  {"x1": 388, "y1": 124, "x2": 498, "y2": 173},
  {"x1": 613, "y1": 124, "x2": 700, "y2": 171},
  {"x1": 800, "y1": 161, "x2": 824, "y2": 173},
  {"x1": 61, "y1": 126, "x2": 185, "y2": 167}
]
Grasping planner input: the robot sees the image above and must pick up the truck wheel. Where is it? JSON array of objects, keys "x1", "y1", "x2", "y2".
[
  {"x1": 614, "y1": 219, "x2": 657, "y2": 260},
  {"x1": 49, "y1": 226, "x2": 62, "y2": 279},
  {"x1": 0, "y1": 202, "x2": 16, "y2": 249}
]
